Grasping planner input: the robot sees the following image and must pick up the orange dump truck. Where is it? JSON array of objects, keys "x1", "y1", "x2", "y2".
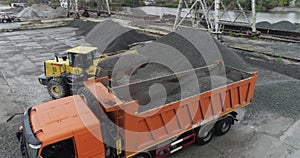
[{"x1": 20, "y1": 63, "x2": 258, "y2": 158}]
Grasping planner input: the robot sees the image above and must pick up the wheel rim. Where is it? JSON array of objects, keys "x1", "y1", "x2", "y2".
[
  {"x1": 221, "y1": 121, "x2": 230, "y2": 133},
  {"x1": 202, "y1": 131, "x2": 212, "y2": 142},
  {"x1": 51, "y1": 85, "x2": 61, "y2": 96}
]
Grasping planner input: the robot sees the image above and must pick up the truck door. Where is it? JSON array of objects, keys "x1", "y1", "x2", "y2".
[
  {"x1": 74, "y1": 129, "x2": 106, "y2": 158},
  {"x1": 40, "y1": 138, "x2": 76, "y2": 158}
]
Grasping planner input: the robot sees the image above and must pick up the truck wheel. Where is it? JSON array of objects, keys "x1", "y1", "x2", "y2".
[
  {"x1": 196, "y1": 128, "x2": 213, "y2": 145},
  {"x1": 214, "y1": 117, "x2": 233, "y2": 136},
  {"x1": 133, "y1": 153, "x2": 151, "y2": 158},
  {"x1": 47, "y1": 78, "x2": 70, "y2": 99},
  {"x1": 2, "y1": 20, "x2": 7, "y2": 23}
]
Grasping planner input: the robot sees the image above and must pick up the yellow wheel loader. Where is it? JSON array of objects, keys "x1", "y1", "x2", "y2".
[
  {"x1": 38, "y1": 46, "x2": 103, "y2": 99},
  {"x1": 38, "y1": 45, "x2": 147, "y2": 99}
]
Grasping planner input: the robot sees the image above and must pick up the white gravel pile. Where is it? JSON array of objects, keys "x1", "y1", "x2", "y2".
[{"x1": 16, "y1": 4, "x2": 67, "y2": 19}]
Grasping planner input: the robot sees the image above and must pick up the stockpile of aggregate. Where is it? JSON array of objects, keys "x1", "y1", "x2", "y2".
[
  {"x1": 16, "y1": 7, "x2": 39, "y2": 18},
  {"x1": 69, "y1": 20, "x2": 98, "y2": 36},
  {"x1": 256, "y1": 20, "x2": 299, "y2": 32},
  {"x1": 271, "y1": 21, "x2": 297, "y2": 32},
  {"x1": 16, "y1": 4, "x2": 67, "y2": 18},
  {"x1": 256, "y1": 21, "x2": 272, "y2": 29},
  {"x1": 128, "y1": 8, "x2": 148, "y2": 16},
  {"x1": 137, "y1": 28, "x2": 222, "y2": 69},
  {"x1": 213, "y1": 38, "x2": 249, "y2": 70},
  {"x1": 85, "y1": 20, "x2": 151, "y2": 53}
]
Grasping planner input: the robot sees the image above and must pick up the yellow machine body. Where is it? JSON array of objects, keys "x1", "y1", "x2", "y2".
[{"x1": 44, "y1": 46, "x2": 99, "y2": 77}]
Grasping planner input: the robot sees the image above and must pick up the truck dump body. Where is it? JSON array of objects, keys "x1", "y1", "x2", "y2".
[{"x1": 83, "y1": 62, "x2": 258, "y2": 157}]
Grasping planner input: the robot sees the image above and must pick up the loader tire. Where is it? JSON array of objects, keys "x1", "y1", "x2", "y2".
[{"x1": 47, "y1": 78, "x2": 70, "y2": 99}]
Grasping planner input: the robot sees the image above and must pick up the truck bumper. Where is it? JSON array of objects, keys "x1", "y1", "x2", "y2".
[{"x1": 38, "y1": 75, "x2": 51, "y2": 85}]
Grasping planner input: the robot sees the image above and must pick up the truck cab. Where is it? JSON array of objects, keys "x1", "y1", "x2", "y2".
[{"x1": 21, "y1": 96, "x2": 105, "y2": 158}]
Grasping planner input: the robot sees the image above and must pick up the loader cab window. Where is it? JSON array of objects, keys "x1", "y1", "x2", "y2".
[
  {"x1": 68, "y1": 52, "x2": 94, "y2": 69},
  {"x1": 41, "y1": 138, "x2": 75, "y2": 158}
]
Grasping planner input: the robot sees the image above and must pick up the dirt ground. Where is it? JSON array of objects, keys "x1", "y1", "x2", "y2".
[{"x1": 0, "y1": 25, "x2": 299, "y2": 158}]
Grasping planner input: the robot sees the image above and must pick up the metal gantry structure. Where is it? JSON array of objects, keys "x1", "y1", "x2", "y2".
[
  {"x1": 67, "y1": 0, "x2": 111, "y2": 18},
  {"x1": 174, "y1": 0, "x2": 257, "y2": 34},
  {"x1": 96, "y1": 0, "x2": 111, "y2": 16}
]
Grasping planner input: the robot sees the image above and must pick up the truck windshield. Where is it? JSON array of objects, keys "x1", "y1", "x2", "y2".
[{"x1": 24, "y1": 140, "x2": 39, "y2": 158}]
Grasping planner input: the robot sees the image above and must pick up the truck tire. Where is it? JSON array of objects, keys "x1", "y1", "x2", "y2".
[
  {"x1": 196, "y1": 127, "x2": 213, "y2": 145},
  {"x1": 214, "y1": 117, "x2": 233, "y2": 136},
  {"x1": 133, "y1": 153, "x2": 151, "y2": 158},
  {"x1": 47, "y1": 78, "x2": 70, "y2": 99}
]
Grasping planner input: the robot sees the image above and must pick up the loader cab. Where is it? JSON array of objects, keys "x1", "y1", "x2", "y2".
[{"x1": 66, "y1": 46, "x2": 98, "y2": 69}]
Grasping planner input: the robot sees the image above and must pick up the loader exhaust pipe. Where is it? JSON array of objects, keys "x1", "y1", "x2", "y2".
[{"x1": 55, "y1": 55, "x2": 59, "y2": 62}]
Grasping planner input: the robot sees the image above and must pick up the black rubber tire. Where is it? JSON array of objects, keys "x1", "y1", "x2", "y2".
[
  {"x1": 47, "y1": 78, "x2": 70, "y2": 99},
  {"x1": 77, "y1": 87, "x2": 102, "y2": 120},
  {"x1": 77, "y1": 87, "x2": 96, "y2": 106},
  {"x1": 196, "y1": 128, "x2": 213, "y2": 146},
  {"x1": 214, "y1": 117, "x2": 233, "y2": 136},
  {"x1": 2, "y1": 20, "x2": 7, "y2": 23},
  {"x1": 133, "y1": 153, "x2": 151, "y2": 158}
]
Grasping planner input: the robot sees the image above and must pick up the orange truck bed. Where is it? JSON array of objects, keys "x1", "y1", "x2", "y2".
[{"x1": 83, "y1": 62, "x2": 258, "y2": 157}]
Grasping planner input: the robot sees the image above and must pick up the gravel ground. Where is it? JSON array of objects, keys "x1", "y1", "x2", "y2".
[
  {"x1": 0, "y1": 24, "x2": 299, "y2": 158},
  {"x1": 222, "y1": 36, "x2": 300, "y2": 61},
  {"x1": 0, "y1": 27, "x2": 89, "y2": 157}
]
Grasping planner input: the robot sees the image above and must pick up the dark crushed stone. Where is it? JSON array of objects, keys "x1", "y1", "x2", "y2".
[
  {"x1": 69, "y1": 19, "x2": 98, "y2": 36},
  {"x1": 85, "y1": 20, "x2": 151, "y2": 54},
  {"x1": 256, "y1": 21, "x2": 272, "y2": 29},
  {"x1": 271, "y1": 21, "x2": 297, "y2": 32}
]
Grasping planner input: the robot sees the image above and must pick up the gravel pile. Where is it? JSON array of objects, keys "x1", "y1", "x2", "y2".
[
  {"x1": 85, "y1": 20, "x2": 151, "y2": 53},
  {"x1": 16, "y1": 7, "x2": 39, "y2": 18},
  {"x1": 256, "y1": 21, "x2": 272, "y2": 29},
  {"x1": 16, "y1": 4, "x2": 67, "y2": 19},
  {"x1": 256, "y1": 20, "x2": 299, "y2": 32},
  {"x1": 127, "y1": 8, "x2": 148, "y2": 16},
  {"x1": 69, "y1": 20, "x2": 98, "y2": 36},
  {"x1": 137, "y1": 28, "x2": 222, "y2": 71},
  {"x1": 213, "y1": 39, "x2": 249, "y2": 70},
  {"x1": 271, "y1": 21, "x2": 297, "y2": 32}
]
